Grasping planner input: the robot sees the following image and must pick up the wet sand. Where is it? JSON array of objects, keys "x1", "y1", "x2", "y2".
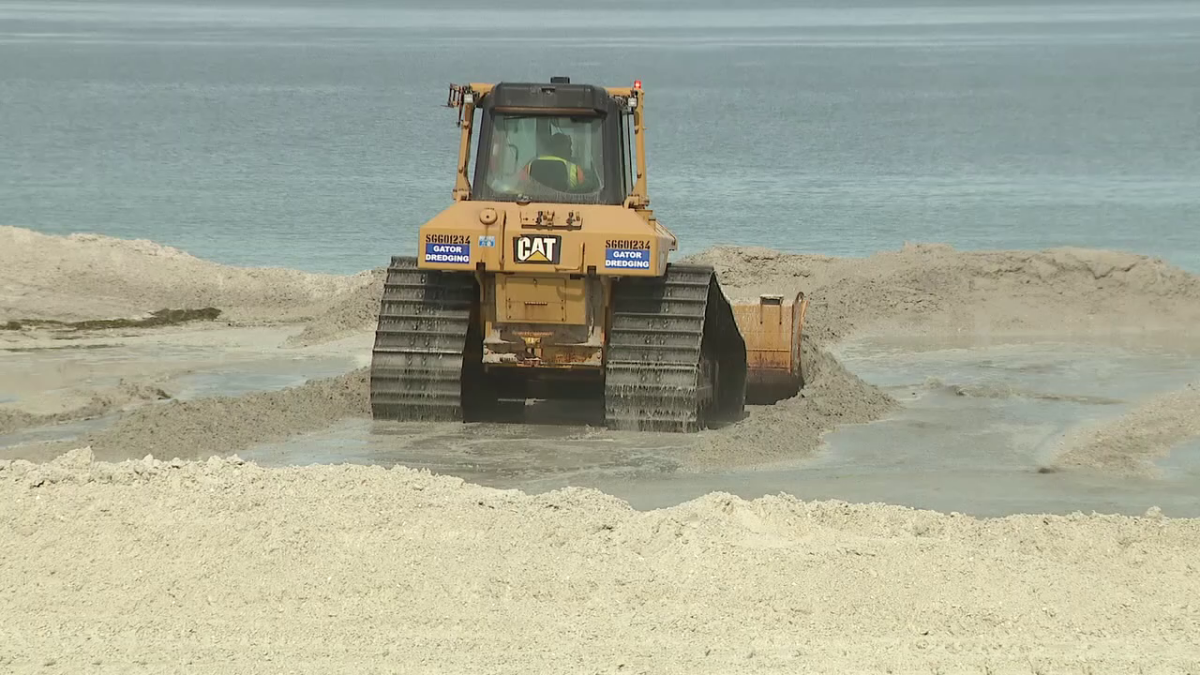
[
  {"x1": 6, "y1": 226, "x2": 1200, "y2": 478},
  {"x1": 0, "y1": 322, "x2": 368, "y2": 443},
  {"x1": 1054, "y1": 382, "x2": 1200, "y2": 478},
  {"x1": 4, "y1": 226, "x2": 1200, "y2": 672},
  {"x1": 236, "y1": 334, "x2": 1200, "y2": 517}
]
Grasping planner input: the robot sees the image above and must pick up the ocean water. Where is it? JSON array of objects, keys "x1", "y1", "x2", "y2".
[{"x1": 2, "y1": 0, "x2": 1198, "y2": 275}]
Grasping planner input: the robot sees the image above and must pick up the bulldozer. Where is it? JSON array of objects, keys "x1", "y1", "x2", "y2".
[{"x1": 369, "y1": 77, "x2": 807, "y2": 432}]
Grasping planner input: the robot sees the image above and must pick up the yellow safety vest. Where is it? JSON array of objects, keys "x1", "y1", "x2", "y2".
[{"x1": 524, "y1": 155, "x2": 585, "y2": 188}]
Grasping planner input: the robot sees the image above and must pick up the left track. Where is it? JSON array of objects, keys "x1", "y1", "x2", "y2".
[{"x1": 369, "y1": 256, "x2": 478, "y2": 422}]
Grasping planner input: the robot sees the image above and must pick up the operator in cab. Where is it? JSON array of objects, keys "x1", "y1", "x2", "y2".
[{"x1": 519, "y1": 133, "x2": 587, "y2": 192}]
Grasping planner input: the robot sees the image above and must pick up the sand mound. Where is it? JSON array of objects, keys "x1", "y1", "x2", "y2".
[
  {"x1": 689, "y1": 243, "x2": 1200, "y2": 342},
  {"x1": 689, "y1": 335, "x2": 896, "y2": 467},
  {"x1": 2, "y1": 451, "x2": 1197, "y2": 672},
  {"x1": 0, "y1": 226, "x2": 366, "y2": 324},
  {"x1": 284, "y1": 267, "x2": 385, "y2": 347},
  {"x1": 55, "y1": 369, "x2": 370, "y2": 462},
  {"x1": 0, "y1": 379, "x2": 171, "y2": 436},
  {"x1": 9, "y1": 227, "x2": 1198, "y2": 342},
  {"x1": 680, "y1": 242, "x2": 1200, "y2": 468},
  {"x1": 1050, "y1": 382, "x2": 1200, "y2": 477}
]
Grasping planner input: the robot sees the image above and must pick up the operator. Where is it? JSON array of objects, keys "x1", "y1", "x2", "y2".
[{"x1": 519, "y1": 133, "x2": 586, "y2": 190}]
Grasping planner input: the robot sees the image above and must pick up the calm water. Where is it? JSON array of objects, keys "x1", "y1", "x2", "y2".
[{"x1": 2, "y1": 0, "x2": 1198, "y2": 274}]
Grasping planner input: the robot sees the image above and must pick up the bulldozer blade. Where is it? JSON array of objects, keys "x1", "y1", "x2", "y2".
[{"x1": 731, "y1": 292, "x2": 807, "y2": 405}]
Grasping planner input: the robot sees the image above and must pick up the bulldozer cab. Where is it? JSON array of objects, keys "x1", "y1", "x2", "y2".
[
  {"x1": 446, "y1": 78, "x2": 649, "y2": 210},
  {"x1": 479, "y1": 115, "x2": 606, "y2": 199}
]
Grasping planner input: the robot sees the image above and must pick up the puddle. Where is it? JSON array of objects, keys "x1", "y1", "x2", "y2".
[
  {"x1": 9, "y1": 328, "x2": 1197, "y2": 518},
  {"x1": 170, "y1": 356, "x2": 357, "y2": 401},
  {"x1": 241, "y1": 335, "x2": 1200, "y2": 517},
  {"x1": 1156, "y1": 438, "x2": 1200, "y2": 480},
  {"x1": 0, "y1": 414, "x2": 116, "y2": 449},
  {"x1": 0, "y1": 326, "x2": 364, "y2": 451},
  {"x1": 246, "y1": 405, "x2": 688, "y2": 484}
]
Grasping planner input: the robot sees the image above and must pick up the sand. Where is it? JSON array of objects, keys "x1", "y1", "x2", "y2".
[
  {"x1": 687, "y1": 242, "x2": 1200, "y2": 341},
  {"x1": 2, "y1": 448, "x2": 1198, "y2": 673},
  {"x1": 688, "y1": 335, "x2": 897, "y2": 468},
  {"x1": 0, "y1": 379, "x2": 170, "y2": 436},
  {"x1": 264, "y1": 240, "x2": 1200, "y2": 471},
  {"x1": 0, "y1": 321, "x2": 369, "y2": 445},
  {"x1": 75, "y1": 369, "x2": 369, "y2": 462},
  {"x1": 1051, "y1": 382, "x2": 1200, "y2": 477},
  {"x1": 0, "y1": 225, "x2": 369, "y2": 325},
  {"x1": 283, "y1": 267, "x2": 385, "y2": 347},
  {"x1": 290, "y1": 241, "x2": 1200, "y2": 354}
]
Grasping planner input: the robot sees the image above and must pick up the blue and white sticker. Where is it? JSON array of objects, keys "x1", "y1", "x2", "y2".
[
  {"x1": 424, "y1": 242, "x2": 471, "y2": 264},
  {"x1": 478, "y1": 235, "x2": 496, "y2": 248},
  {"x1": 604, "y1": 248, "x2": 651, "y2": 270}
]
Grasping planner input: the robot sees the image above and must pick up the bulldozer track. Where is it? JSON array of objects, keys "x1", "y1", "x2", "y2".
[
  {"x1": 605, "y1": 264, "x2": 747, "y2": 432},
  {"x1": 369, "y1": 256, "x2": 478, "y2": 422}
]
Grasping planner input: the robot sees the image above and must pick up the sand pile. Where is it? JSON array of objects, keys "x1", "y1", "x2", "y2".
[
  {"x1": 2, "y1": 449, "x2": 1197, "y2": 673},
  {"x1": 690, "y1": 335, "x2": 896, "y2": 467},
  {"x1": 284, "y1": 267, "x2": 385, "y2": 347},
  {"x1": 12, "y1": 369, "x2": 370, "y2": 463},
  {"x1": 0, "y1": 379, "x2": 171, "y2": 436},
  {"x1": 1050, "y1": 382, "x2": 1200, "y2": 477},
  {"x1": 0, "y1": 226, "x2": 370, "y2": 325},
  {"x1": 9, "y1": 227, "x2": 1197, "y2": 339},
  {"x1": 689, "y1": 243, "x2": 1200, "y2": 342},
  {"x1": 682, "y1": 242, "x2": 1200, "y2": 468}
]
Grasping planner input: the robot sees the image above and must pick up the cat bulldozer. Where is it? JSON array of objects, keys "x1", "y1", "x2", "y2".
[{"x1": 369, "y1": 77, "x2": 807, "y2": 432}]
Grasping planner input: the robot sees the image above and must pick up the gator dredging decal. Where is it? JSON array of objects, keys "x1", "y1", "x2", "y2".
[
  {"x1": 603, "y1": 238, "x2": 651, "y2": 270},
  {"x1": 423, "y1": 234, "x2": 471, "y2": 264}
]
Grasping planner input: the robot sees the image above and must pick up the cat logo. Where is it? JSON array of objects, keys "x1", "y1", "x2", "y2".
[{"x1": 513, "y1": 234, "x2": 561, "y2": 264}]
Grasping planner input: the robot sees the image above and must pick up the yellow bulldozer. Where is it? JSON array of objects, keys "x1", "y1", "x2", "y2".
[{"x1": 369, "y1": 77, "x2": 806, "y2": 432}]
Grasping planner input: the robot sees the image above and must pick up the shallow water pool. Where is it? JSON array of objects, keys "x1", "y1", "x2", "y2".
[{"x1": 241, "y1": 334, "x2": 1200, "y2": 517}]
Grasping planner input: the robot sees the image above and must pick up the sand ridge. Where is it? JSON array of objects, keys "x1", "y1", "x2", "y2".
[
  {"x1": 0, "y1": 226, "x2": 369, "y2": 324},
  {"x1": 686, "y1": 242, "x2": 1200, "y2": 342},
  {"x1": 2, "y1": 369, "x2": 370, "y2": 463},
  {"x1": 1050, "y1": 382, "x2": 1200, "y2": 477},
  {"x1": 7, "y1": 225, "x2": 1199, "y2": 340},
  {"x1": 688, "y1": 335, "x2": 897, "y2": 467},
  {"x1": 0, "y1": 379, "x2": 170, "y2": 436},
  {"x1": 284, "y1": 267, "x2": 385, "y2": 347},
  {"x1": 2, "y1": 448, "x2": 1198, "y2": 673},
  {"x1": 291, "y1": 241, "x2": 1200, "y2": 351}
]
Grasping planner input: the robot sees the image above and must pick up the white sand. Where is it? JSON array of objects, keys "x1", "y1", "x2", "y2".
[
  {"x1": 0, "y1": 225, "x2": 369, "y2": 324},
  {"x1": 1, "y1": 449, "x2": 1197, "y2": 673}
]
